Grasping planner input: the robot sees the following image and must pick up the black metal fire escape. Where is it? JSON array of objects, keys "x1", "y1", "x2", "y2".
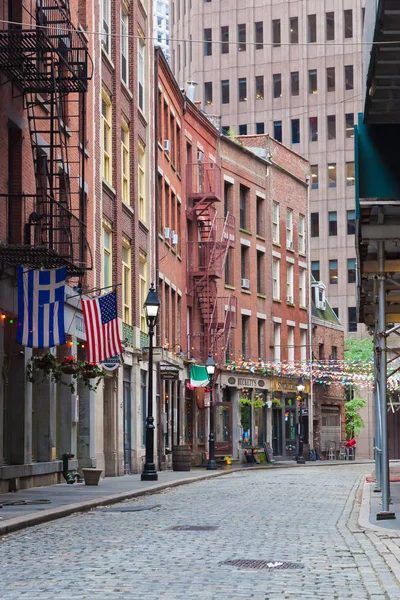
[{"x1": 0, "y1": 0, "x2": 93, "y2": 274}]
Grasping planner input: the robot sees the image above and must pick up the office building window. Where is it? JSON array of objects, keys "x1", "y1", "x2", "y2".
[
  {"x1": 204, "y1": 81, "x2": 213, "y2": 105},
  {"x1": 327, "y1": 67, "x2": 335, "y2": 92},
  {"x1": 272, "y1": 258, "x2": 280, "y2": 300},
  {"x1": 272, "y1": 19, "x2": 281, "y2": 46},
  {"x1": 311, "y1": 260, "x2": 320, "y2": 281},
  {"x1": 256, "y1": 122, "x2": 265, "y2": 134},
  {"x1": 256, "y1": 75, "x2": 264, "y2": 99},
  {"x1": 345, "y1": 65, "x2": 354, "y2": 90},
  {"x1": 332, "y1": 307, "x2": 339, "y2": 319},
  {"x1": 286, "y1": 209, "x2": 293, "y2": 249},
  {"x1": 256, "y1": 195, "x2": 265, "y2": 236},
  {"x1": 329, "y1": 259, "x2": 338, "y2": 284},
  {"x1": 299, "y1": 268, "x2": 306, "y2": 307},
  {"x1": 308, "y1": 14, "x2": 316, "y2": 43},
  {"x1": 347, "y1": 210, "x2": 356, "y2": 235},
  {"x1": 272, "y1": 201, "x2": 280, "y2": 244},
  {"x1": 291, "y1": 119, "x2": 300, "y2": 143},
  {"x1": 101, "y1": 90, "x2": 112, "y2": 184},
  {"x1": 102, "y1": 222, "x2": 112, "y2": 288},
  {"x1": 309, "y1": 117, "x2": 318, "y2": 142},
  {"x1": 346, "y1": 162, "x2": 355, "y2": 186},
  {"x1": 348, "y1": 258, "x2": 356, "y2": 284},
  {"x1": 344, "y1": 9, "x2": 353, "y2": 39},
  {"x1": 328, "y1": 163, "x2": 337, "y2": 188},
  {"x1": 238, "y1": 23, "x2": 246, "y2": 51},
  {"x1": 327, "y1": 115, "x2": 336, "y2": 140},
  {"x1": 274, "y1": 323, "x2": 281, "y2": 362},
  {"x1": 122, "y1": 242, "x2": 131, "y2": 324},
  {"x1": 273, "y1": 73, "x2": 281, "y2": 98},
  {"x1": 121, "y1": 119, "x2": 130, "y2": 204},
  {"x1": 221, "y1": 125, "x2": 230, "y2": 135},
  {"x1": 204, "y1": 28, "x2": 212, "y2": 55},
  {"x1": 290, "y1": 17, "x2": 298, "y2": 44},
  {"x1": 328, "y1": 211, "x2": 337, "y2": 236},
  {"x1": 138, "y1": 35, "x2": 145, "y2": 112},
  {"x1": 299, "y1": 214, "x2": 305, "y2": 253},
  {"x1": 274, "y1": 121, "x2": 282, "y2": 142},
  {"x1": 238, "y1": 78, "x2": 247, "y2": 102},
  {"x1": 239, "y1": 124, "x2": 247, "y2": 135},
  {"x1": 221, "y1": 79, "x2": 230, "y2": 104},
  {"x1": 286, "y1": 263, "x2": 294, "y2": 302},
  {"x1": 346, "y1": 113, "x2": 354, "y2": 138},
  {"x1": 309, "y1": 69, "x2": 317, "y2": 94},
  {"x1": 348, "y1": 307, "x2": 357, "y2": 332},
  {"x1": 291, "y1": 71, "x2": 299, "y2": 96},
  {"x1": 326, "y1": 11, "x2": 335, "y2": 41},
  {"x1": 240, "y1": 185, "x2": 248, "y2": 229},
  {"x1": 221, "y1": 25, "x2": 229, "y2": 54},
  {"x1": 311, "y1": 165, "x2": 318, "y2": 189},
  {"x1": 121, "y1": 7, "x2": 129, "y2": 84},
  {"x1": 255, "y1": 21, "x2": 263, "y2": 50},
  {"x1": 311, "y1": 212, "x2": 319, "y2": 237}
]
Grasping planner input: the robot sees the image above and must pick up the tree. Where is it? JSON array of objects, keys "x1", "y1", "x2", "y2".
[
  {"x1": 344, "y1": 337, "x2": 373, "y2": 364},
  {"x1": 345, "y1": 396, "x2": 366, "y2": 438},
  {"x1": 343, "y1": 338, "x2": 372, "y2": 438}
]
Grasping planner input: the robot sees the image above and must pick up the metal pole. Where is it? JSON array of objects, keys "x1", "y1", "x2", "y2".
[
  {"x1": 177, "y1": 381, "x2": 181, "y2": 446},
  {"x1": 374, "y1": 340, "x2": 381, "y2": 492},
  {"x1": 207, "y1": 377, "x2": 217, "y2": 470},
  {"x1": 297, "y1": 393, "x2": 305, "y2": 464},
  {"x1": 141, "y1": 317, "x2": 158, "y2": 481}
]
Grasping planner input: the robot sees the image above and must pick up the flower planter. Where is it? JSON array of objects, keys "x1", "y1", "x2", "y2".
[
  {"x1": 32, "y1": 358, "x2": 51, "y2": 371},
  {"x1": 81, "y1": 369, "x2": 98, "y2": 380},
  {"x1": 61, "y1": 363, "x2": 80, "y2": 375},
  {"x1": 82, "y1": 468, "x2": 103, "y2": 486}
]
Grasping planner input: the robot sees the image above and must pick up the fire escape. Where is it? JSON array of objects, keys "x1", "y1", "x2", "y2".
[
  {"x1": 0, "y1": 0, "x2": 93, "y2": 275},
  {"x1": 187, "y1": 161, "x2": 236, "y2": 364}
]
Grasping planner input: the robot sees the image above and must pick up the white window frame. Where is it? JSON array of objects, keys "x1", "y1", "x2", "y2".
[
  {"x1": 298, "y1": 214, "x2": 305, "y2": 254},
  {"x1": 272, "y1": 201, "x2": 280, "y2": 244},
  {"x1": 138, "y1": 143, "x2": 146, "y2": 221},
  {"x1": 272, "y1": 257, "x2": 280, "y2": 300},
  {"x1": 286, "y1": 262, "x2": 294, "y2": 302},
  {"x1": 102, "y1": 221, "x2": 112, "y2": 289},
  {"x1": 121, "y1": 118, "x2": 130, "y2": 204},
  {"x1": 288, "y1": 326, "x2": 295, "y2": 366},
  {"x1": 122, "y1": 240, "x2": 131, "y2": 324},
  {"x1": 300, "y1": 329, "x2": 307, "y2": 363},
  {"x1": 121, "y1": 6, "x2": 129, "y2": 85},
  {"x1": 274, "y1": 323, "x2": 281, "y2": 362},
  {"x1": 139, "y1": 255, "x2": 147, "y2": 333},
  {"x1": 286, "y1": 209, "x2": 293, "y2": 249},
  {"x1": 102, "y1": 0, "x2": 111, "y2": 55},
  {"x1": 102, "y1": 90, "x2": 112, "y2": 184},
  {"x1": 299, "y1": 268, "x2": 306, "y2": 308},
  {"x1": 138, "y1": 34, "x2": 145, "y2": 112}
]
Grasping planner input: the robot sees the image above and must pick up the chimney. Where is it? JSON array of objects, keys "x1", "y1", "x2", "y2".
[{"x1": 186, "y1": 80, "x2": 198, "y2": 102}]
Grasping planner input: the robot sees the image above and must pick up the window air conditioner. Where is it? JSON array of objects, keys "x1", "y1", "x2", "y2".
[
  {"x1": 317, "y1": 299, "x2": 326, "y2": 311},
  {"x1": 287, "y1": 241, "x2": 294, "y2": 249},
  {"x1": 164, "y1": 140, "x2": 171, "y2": 153},
  {"x1": 241, "y1": 278, "x2": 250, "y2": 289},
  {"x1": 287, "y1": 295, "x2": 293, "y2": 303},
  {"x1": 164, "y1": 227, "x2": 171, "y2": 239},
  {"x1": 172, "y1": 233, "x2": 179, "y2": 245}
]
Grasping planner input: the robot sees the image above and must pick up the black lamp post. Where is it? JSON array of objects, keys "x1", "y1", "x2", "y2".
[
  {"x1": 206, "y1": 353, "x2": 217, "y2": 470},
  {"x1": 141, "y1": 284, "x2": 160, "y2": 481},
  {"x1": 296, "y1": 378, "x2": 306, "y2": 465}
]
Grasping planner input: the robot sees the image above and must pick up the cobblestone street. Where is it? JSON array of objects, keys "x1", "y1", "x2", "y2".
[{"x1": 1, "y1": 465, "x2": 400, "y2": 600}]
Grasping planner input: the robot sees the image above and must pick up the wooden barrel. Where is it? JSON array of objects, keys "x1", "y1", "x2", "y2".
[{"x1": 172, "y1": 445, "x2": 192, "y2": 471}]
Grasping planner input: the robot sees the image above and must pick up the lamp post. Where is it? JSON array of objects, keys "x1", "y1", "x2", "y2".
[
  {"x1": 296, "y1": 378, "x2": 306, "y2": 465},
  {"x1": 206, "y1": 353, "x2": 217, "y2": 470},
  {"x1": 141, "y1": 284, "x2": 160, "y2": 481}
]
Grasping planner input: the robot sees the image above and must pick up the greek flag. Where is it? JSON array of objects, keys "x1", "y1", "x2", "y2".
[{"x1": 17, "y1": 267, "x2": 66, "y2": 348}]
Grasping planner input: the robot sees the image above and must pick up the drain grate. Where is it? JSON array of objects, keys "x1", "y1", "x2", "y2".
[
  {"x1": 169, "y1": 525, "x2": 220, "y2": 531},
  {"x1": 220, "y1": 559, "x2": 304, "y2": 570},
  {"x1": 96, "y1": 504, "x2": 161, "y2": 513}
]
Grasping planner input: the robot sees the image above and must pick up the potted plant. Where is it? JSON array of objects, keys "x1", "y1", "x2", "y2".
[
  {"x1": 81, "y1": 467, "x2": 103, "y2": 486},
  {"x1": 27, "y1": 353, "x2": 76, "y2": 393},
  {"x1": 61, "y1": 355, "x2": 81, "y2": 376},
  {"x1": 79, "y1": 361, "x2": 106, "y2": 391}
]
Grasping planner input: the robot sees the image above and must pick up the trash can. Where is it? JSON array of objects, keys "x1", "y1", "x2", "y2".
[{"x1": 172, "y1": 445, "x2": 191, "y2": 471}]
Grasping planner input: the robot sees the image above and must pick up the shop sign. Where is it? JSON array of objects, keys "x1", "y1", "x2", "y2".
[
  {"x1": 102, "y1": 355, "x2": 121, "y2": 371},
  {"x1": 160, "y1": 365, "x2": 179, "y2": 380},
  {"x1": 226, "y1": 376, "x2": 266, "y2": 388},
  {"x1": 271, "y1": 378, "x2": 310, "y2": 393}
]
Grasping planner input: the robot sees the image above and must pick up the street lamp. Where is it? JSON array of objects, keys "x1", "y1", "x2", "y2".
[
  {"x1": 296, "y1": 378, "x2": 306, "y2": 465},
  {"x1": 141, "y1": 284, "x2": 160, "y2": 481},
  {"x1": 206, "y1": 353, "x2": 217, "y2": 471}
]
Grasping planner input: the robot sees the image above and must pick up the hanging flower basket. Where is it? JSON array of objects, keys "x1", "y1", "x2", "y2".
[
  {"x1": 81, "y1": 368, "x2": 98, "y2": 379},
  {"x1": 61, "y1": 356, "x2": 81, "y2": 375},
  {"x1": 32, "y1": 354, "x2": 56, "y2": 371}
]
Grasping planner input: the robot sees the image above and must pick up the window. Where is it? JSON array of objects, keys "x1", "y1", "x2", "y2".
[
  {"x1": 239, "y1": 124, "x2": 247, "y2": 135},
  {"x1": 329, "y1": 259, "x2": 338, "y2": 284},
  {"x1": 346, "y1": 113, "x2": 354, "y2": 138},
  {"x1": 274, "y1": 121, "x2": 282, "y2": 142},
  {"x1": 256, "y1": 196, "x2": 265, "y2": 236},
  {"x1": 204, "y1": 28, "x2": 212, "y2": 55},
  {"x1": 298, "y1": 214, "x2": 305, "y2": 253},
  {"x1": 327, "y1": 115, "x2": 336, "y2": 140},
  {"x1": 256, "y1": 75, "x2": 264, "y2": 99},
  {"x1": 225, "y1": 247, "x2": 233, "y2": 285},
  {"x1": 327, "y1": 67, "x2": 335, "y2": 92},
  {"x1": 291, "y1": 71, "x2": 299, "y2": 96},
  {"x1": 290, "y1": 17, "x2": 298, "y2": 44},
  {"x1": 256, "y1": 122, "x2": 265, "y2": 134},
  {"x1": 286, "y1": 263, "x2": 294, "y2": 302},
  {"x1": 221, "y1": 80, "x2": 230, "y2": 104},
  {"x1": 300, "y1": 329, "x2": 307, "y2": 363},
  {"x1": 348, "y1": 307, "x2": 357, "y2": 332},
  {"x1": 272, "y1": 202, "x2": 280, "y2": 244},
  {"x1": 272, "y1": 258, "x2": 280, "y2": 300},
  {"x1": 328, "y1": 163, "x2": 337, "y2": 188},
  {"x1": 122, "y1": 242, "x2": 131, "y2": 324},
  {"x1": 308, "y1": 14, "x2": 316, "y2": 43},
  {"x1": 331, "y1": 345, "x2": 337, "y2": 360},
  {"x1": 347, "y1": 210, "x2": 356, "y2": 235},
  {"x1": 272, "y1": 19, "x2": 281, "y2": 46},
  {"x1": 299, "y1": 269, "x2": 306, "y2": 307},
  {"x1": 121, "y1": 8, "x2": 129, "y2": 84},
  {"x1": 286, "y1": 209, "x2": 293, "y2": 249},
  {"x1": 102, "y1": 0, "x2": 111, "y2": 54},
  {"x1": 326, "y1": 12, "x2": 334, "y2": 41},
  {"x1": 139, "y1": 256, "x2": 147, "y2": 333},
  {"x1": 345, "y1": 65, "x2": 354, "y2": 90},
  {"x1": 344, "y1": 9, "x2": 353, "y2": 39},
  {"x1": 255, "y1": 22, "x2": 263, "y2": 50},
  {"x1": 257, "y1": 251, "x2": 265, "y2": 294},
  {"x1": 309, "y1": 69, "x2": 317, "y2": 94},
  {"x1": 311, "y1": 212, "x2": 319, "y2": 237},
  {"x1": 221, "y1": 26, "x2": 229, "y2": 54},
  {"x1": 241, "y1": 245, "x2": 249, "y2": 279},
  {"x1": 328, "y1": 211, "x2": 337, "y2": 236},
  {"x1": 258, "y1": 319, "x2": 265, "y2": 359},
  {"x1": 138, "y1": 144, "x2": 146, "y2": 221},
  {"x1": 348, "y1": 258, "x2": 356, "y2": 284},
  {"x1": 240, "y1": 185, "x2": 248, "y2": 229},
  {"x1": 309, "y1": 117, "x2": 318, "y2": 142},
  {"x1": 101, "y1": 90, "x2": 112, "y2": 183},
  {"x1": 332, "y1": 307, "x2": 339, "y2": 319},
  {"x1": 103, "y1": 223, "x2": 112, "y2": 289},
  {"x1": 138, "y1": 36, "x2": 145, "y2": 111},
  {"x1": 274, "y1": 323, "x2": 281, "y2": 362},
  {"x1": 311, "y1": 165, "x2": 318, "y2": 189},
  {"x1": 224, "y1": 180, "x2": 232, "y2": 216},
  {"x1": 221, "y1": 125, "x2": 230, "y2": 135},
  {"x1": 273, "y1": 74, "x2": 281, "y2": 98},
  {"x1": 291, "y1": 119, "x2": 300, "y2": 144},
  {"x1": 288, "y1": 327, "x2": 295, "y2": 365},
  {"x1": 204, "y1": 81, "x2": 213, "y2": 105},
  {"x1": 311, "y1": 260, "x2": 320, "y2": 281},
  {"x1": 242, "y1": 315, "x2": 250, "y2": 356},
  {"x1": 238, "y1": 78, "x2": 247, "y2": 102},
  {"x1": 121, "y1": 119, "x2": 130, "y2": 204},
  {"x1": 345, "y1": 162, "x2": 355, "y2": 186},
  {"x1": 238, "y1": 23, "x2": 246, "y2": 51}
]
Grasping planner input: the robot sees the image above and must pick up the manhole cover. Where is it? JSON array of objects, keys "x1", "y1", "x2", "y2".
[
  {"x1": 220, "y1": 559, "x2": 304, "y2": 570},
  {"x1": 96, "y1": 504, "x2": 161, "y2": 513},
  {"x1": 169, "y1": 525, "x2": 219, "y2": 531}
]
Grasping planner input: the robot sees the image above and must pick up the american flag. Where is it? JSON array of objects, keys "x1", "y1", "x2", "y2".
[{"x1": 81, "y1": 291, "x2": 123, "y2": 363}]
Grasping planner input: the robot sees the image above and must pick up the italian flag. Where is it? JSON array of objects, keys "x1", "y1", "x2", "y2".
[{"x1": 190, "y1": 364, "x2": 209, "y2": 388}]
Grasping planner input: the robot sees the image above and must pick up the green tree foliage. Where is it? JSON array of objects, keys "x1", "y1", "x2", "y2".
[
  {"x1": 344, "y1": 337, "x2": 373, "y2": 364},
  {"x1": 345, "y1": 396, "x2": 367, "y2": 438},
  {"x1": 343, "y1": 338, "x2": 371, "y2": 437}
]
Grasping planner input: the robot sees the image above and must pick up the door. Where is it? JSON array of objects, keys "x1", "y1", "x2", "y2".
[
  {"x1": 123, "y1": 380, "x2": 132, "y2": 474},
  {"x1": 214, "y1": 402, "x2": 232, "y2": 455},
  {"x1": 272, "y1": 408, "x2": 282, "y2": 456}
]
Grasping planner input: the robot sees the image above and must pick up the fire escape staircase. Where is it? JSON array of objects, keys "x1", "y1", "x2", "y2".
[{"x1": 0, "y1": 0, "x2": 93, "y2": 274}]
